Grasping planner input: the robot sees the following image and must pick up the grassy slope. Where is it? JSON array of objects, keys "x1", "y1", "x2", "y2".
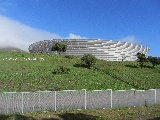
[
  {"x1": 0, "y1": 50, "x2": 160, "y2": 92},
  {"x1": 0, "y1": 50, "x2": 160, "y2": 119}
]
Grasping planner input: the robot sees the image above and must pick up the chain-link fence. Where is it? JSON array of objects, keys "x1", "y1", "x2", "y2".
[{"x1": 0, "y1": 89, "x2": 159, "y2": 114}]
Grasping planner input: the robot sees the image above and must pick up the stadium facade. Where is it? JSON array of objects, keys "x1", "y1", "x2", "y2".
[{"x1": 28, "y1": 39, "x2": 150, "y2": 61}]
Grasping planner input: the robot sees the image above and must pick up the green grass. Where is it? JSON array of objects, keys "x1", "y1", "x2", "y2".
[
  {"x1": 0, "y1": 50, "x2": 160, "y2": 92},
  {"x1": 0, "y1": 50, "x2": 160, "y2": 119},
  {"x1": 1, "y1": 105, "x2": 160, "y2": 120}
]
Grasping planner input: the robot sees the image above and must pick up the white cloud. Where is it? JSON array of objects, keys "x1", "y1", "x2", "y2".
[
  {"x1": 117, "y1": 35, "x2": 139, "y2": 44},
  {"x1": 0, "y1": 15, "x2": 87, "y2": 51},
  {"x1": 0, "y1": 15, "x2": 62, "y2": 51},
  {"x1": 67, "y1": 33, "x2": 87, "y2": 39}
]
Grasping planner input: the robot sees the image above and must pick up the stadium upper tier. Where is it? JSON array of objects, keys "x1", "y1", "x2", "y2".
[{"x1": 28, "y1": 39, "x2": 150, "y2": 61}]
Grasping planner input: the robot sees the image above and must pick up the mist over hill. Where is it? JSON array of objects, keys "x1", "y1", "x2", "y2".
[{"x1": 0, "y1": 46, "x2": 25, "y2": 52}]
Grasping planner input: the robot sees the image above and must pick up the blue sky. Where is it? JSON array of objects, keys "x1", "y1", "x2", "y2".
[{"x1": 0, "y1": 0, "x2": 160, "y2": 57}]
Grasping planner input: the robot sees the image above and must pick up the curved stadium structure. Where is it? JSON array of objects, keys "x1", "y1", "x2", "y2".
[{"x1": 28, "y1": 39, "x2": 150, "y2": 61}]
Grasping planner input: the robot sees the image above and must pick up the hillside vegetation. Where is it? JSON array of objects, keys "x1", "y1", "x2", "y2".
[{"x1": 0, "y1": 50, "x2": 160, "y2": 92}]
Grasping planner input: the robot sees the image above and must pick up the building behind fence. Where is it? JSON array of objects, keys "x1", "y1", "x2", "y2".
[{"x1": 0, "y1": 89, "x2": 160, "y2": 114}]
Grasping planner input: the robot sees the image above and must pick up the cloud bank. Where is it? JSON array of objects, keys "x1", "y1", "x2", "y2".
[{"x1": 0, "y1": 15, "x2": 86, "y2": 51}]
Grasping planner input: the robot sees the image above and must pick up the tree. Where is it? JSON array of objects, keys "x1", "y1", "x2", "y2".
[
  {"x1": 81, "y1": 54, "x2": 97, "y2": 69},
  {"x1": 148, "y1": 56, "x2": 160, "y2": 68},
  {"x1": 52, "y1": 42, "x2": 67, "y2": 54},
  {"x1": 136, "y1": 52, "x2": 148, "y2": 69},
  {"x1": 122, "y1": 55, "x2": 126, "y2": 61}
]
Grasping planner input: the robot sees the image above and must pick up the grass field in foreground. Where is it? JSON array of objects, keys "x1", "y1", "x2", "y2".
[
  {"x1": 0, "y1": 50, "x2": 160, "y2": 92},
  {"x1": 0, "y1": 105, "x2": 160, "y2": 120},
  {"x1": 0, "y1": 50, "x2": 160, "y2": 119}
]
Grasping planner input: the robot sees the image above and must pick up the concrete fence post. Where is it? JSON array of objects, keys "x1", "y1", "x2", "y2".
[
  {"x1": 149, "y1": 89, "x2": 156, "y2": 105},
  {"x1": 107, "y1": 89, "x2": 112, "y2": 108},
  {"x1": 111, "y1": 89, "x2": 112, "y2": 108},
  {"x1": 82, "y1": 89, "x2": 87, "y2": 109},
  {"x1": 5, "y1": 92, "x2": 9, "y2": 114},
  {"x1": 155, "y1": 89, "x2": 157, "y2": 104},
  {"x1": 131, "y1": 89, "x2": 136, "y2": 106},
  {"x1": 110, "y1": 89, "x2": 113, "y2": 108},
  {"x1": 55, "y1": 91, "x2": 57, "y2": 111},
  {"x1": 21, "y1": 92, "x2": 24, "y2": 113}
]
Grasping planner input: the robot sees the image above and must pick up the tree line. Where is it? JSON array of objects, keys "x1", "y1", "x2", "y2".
[{"x1": 137, "y1": 52, "x2": 160, "y2": 69}]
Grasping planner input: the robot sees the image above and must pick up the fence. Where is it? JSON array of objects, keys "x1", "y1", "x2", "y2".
[{"x1": 0, "y1": 89, "x2": 160, "y2": 114}]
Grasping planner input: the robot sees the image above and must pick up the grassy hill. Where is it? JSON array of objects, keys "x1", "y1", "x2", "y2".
[
  {"x1": 0, "y1": 50, "x2": 160, "y2": 92},
  {"x1": 0, "y1": 50, "x2": 160, "y2": 119}
]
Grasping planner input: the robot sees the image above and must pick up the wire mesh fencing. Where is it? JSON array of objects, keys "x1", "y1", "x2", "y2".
[{"x1": 0, "y1": 89, "x2": 159, "y2": 114}]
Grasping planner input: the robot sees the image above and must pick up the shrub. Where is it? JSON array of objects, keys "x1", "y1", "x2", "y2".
[
  {"x1": 81, "y1": 54, "x2": 97, "y2": 69},
  {"x1": 64, "y1": 55, "x2": 74, "y2": 59},
  {"x1": 53, "y1": 66, "x2": 70, "y2": 74}
]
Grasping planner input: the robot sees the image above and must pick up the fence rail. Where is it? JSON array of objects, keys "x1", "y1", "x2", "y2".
[{"x1": 0, "y1": 89, "x2": 160, "y2": 114}]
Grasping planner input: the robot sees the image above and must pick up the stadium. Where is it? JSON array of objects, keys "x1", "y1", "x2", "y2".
[{"x1": 28, "y1": 39, "x2": 150, "y2": 61}]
